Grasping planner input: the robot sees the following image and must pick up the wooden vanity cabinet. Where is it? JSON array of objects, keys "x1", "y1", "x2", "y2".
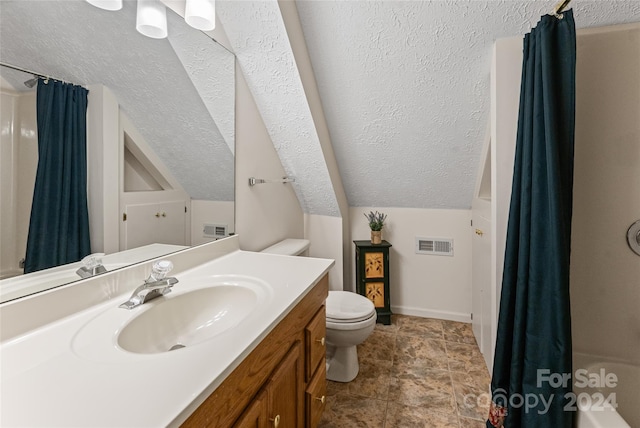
[
  {"x1": 181, "y1": 274, "x2": 328, "y2": 428},
  {"x1": 233, "y1": 390, "x2": 267, "y2": 428},
  {"x1": 234, "y1": 343, "x2": 302, "y2": 428},
  {"x1": 264, "y1": 343, "x2": 303, "y2": 427},
  {"x1": 304, "y1": 307, "x2": 327, "y2": 427},
  {"x1": 305, "y1": 358, "x2": 326, "y2": 428}
]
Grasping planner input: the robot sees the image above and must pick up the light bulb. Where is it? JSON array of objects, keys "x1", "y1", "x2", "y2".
[
  {"x1": 136, "y1": 0, "x2": 168, "y2": 39},
  {"x1": 185, "y1": 0, "x2": 215, "y2": 31},
  {"x1": 86, "y1": 0, "x2": 123, "y2": 11}
]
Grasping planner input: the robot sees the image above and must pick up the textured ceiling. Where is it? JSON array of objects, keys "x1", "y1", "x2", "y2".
[
  {"x1": 3, "y1": 1, "x2": 637, "y2": 214},
  {"x1": 295, "y1": 0, "x2": 640, "y2": 209},
  {"x1": 0, "y1": 0, "x2": 234, "y2": 201},
  {"x1": 218, "y1": 0, "x2": 341, "y2": 216}
]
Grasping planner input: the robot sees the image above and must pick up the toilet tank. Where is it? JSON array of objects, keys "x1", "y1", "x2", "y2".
[{"x1": 260, "y1": 239, "x2": 310, "y2": 256}]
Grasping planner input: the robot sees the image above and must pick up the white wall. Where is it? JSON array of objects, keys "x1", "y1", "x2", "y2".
[
  {"x1": 304, "y1": 214, "x2": 343, "y2": 291},
  {"x1": 0, "y1": 87, "x2": 37, "y2": 277},
  {"x1": 191, "y1": 200, "x2": 235, "y2": 246},
  {"x1": 570, "y1": 23, "x2": 640, "y2": 366},
  {"x1": 15, "y1": 92, "x2": 37, "y2": 268},
  {"x1": 0, "y1": 88, "x2": 19, "y2": 276},
  {"x1": 86, "y1": 85, "x2": 120, "y2": 255},
  {"x1": 350, "y1": 206, "x2": 472, "y2": 322},
  {"x1": 234, "y1": 69, "x2": 305, "y2": 251}
]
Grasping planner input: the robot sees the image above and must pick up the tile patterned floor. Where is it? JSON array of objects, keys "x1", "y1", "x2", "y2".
[{"x1": 319, "y1": 315, "x2": 491, "y2": 428}]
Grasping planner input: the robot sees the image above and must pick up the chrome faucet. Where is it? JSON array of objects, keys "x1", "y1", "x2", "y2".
[
  {"x1": 76, "y1": 253, "x2": 108, "y2": 279},
  {"x1": 119, "y1": 260, "x2": 178, "y2": 309}
]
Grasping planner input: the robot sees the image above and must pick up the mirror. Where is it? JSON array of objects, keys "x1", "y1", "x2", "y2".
[{"x1": 0, "y1": 0, "x2": 235, "y2": 303}]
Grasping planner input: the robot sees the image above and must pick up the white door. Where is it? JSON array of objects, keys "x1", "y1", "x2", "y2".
[{"x1": 472, "y1": 214, "x2": 492, "y2": 369}]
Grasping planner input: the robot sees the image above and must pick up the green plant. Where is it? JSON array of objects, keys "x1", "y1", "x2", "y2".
[{"x1": 364, "y1": 210, "x2": 387, "y2": 231}]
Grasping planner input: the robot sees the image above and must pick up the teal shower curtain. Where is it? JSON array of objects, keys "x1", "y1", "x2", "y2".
[
  {"x1": 488, "y1": 10, "x2": 576, "y2": 428},
  {"x1": 24, "y1": 80, "x2": 91, "y2": 273}
]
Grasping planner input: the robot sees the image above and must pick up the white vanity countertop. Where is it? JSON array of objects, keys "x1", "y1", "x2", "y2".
[{"x1": 0, "y1": 249, "x2": 333, "y2": 427}]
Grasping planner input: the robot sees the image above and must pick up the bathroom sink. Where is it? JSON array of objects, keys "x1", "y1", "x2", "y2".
[
  {"x1": 71, "y1": 274, "x2": 272, "y2": 361},
  {"x1": 116, "y1": 278, "x2": 268, "y2": 354}
]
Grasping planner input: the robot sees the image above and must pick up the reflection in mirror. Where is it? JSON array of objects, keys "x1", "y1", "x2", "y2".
[
  {"x1": 0, "y1": 244, "x2": 187, "y2": 303},
  {"x1": 0, "y1": 0, "x2": 235, "y2": 303}
]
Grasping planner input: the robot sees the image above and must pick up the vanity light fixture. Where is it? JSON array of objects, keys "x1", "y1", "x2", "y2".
[
  {"x1": 87, "y1": 0, "x2": 215, "y2": 39},
  {"x1": 184, "y1": 0, "x2": 215, "y2": 31},
  {"x1": 86, "y1": 0, "x2": 122, "y2": 11},
  {"x1": 136, "y1": 0, "x2": 168, "y2": 39}
]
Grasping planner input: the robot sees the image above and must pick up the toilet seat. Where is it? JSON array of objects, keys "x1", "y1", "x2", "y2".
[
  {"x1": 326, "y1": 311, "x2": 377, "y2": 331},
  {"x1": 326, "y1": 291, "x2": 376, "y2": 323}
]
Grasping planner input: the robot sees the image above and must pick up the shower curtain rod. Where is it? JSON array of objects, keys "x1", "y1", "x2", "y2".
[
  {"x1": 552, "y1": 0, "x2": 572, "y2": 17},
  {"x1": 0, "y1": 62, "x2": 82, "y2": 87}
]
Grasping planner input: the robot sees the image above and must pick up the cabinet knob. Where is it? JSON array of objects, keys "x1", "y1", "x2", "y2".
[
  {"x1": 315, "y1": 395, "x2": 326, "y2": 404},
  {"x1": 269, "y1": 414, "x2": 280, "y2": 427},
  {"x1": 155, "y1": 212, "x2": 160, "y2": 218},
  {"x1": 162, "y1": 212, "x2": 166, "y2": 217},
  {"x1": 475, "y1": 229, "x2": 484, "y2": 236},
  {"x1": 316, "y1": 337, "x2": 325, "y2": 346}
]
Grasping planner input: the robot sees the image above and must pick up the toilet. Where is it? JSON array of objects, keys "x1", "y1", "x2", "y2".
[{"x1": 261, "y1": 239, "x2": 377, "y2": 383}]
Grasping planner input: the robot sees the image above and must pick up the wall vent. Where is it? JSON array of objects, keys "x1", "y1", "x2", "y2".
[
  {"x1": 415, "y1": 237, "x2": 454, "y2": 256},
  {"x1": 203, "y1": 223, "x2": 227, "y2": 239}
]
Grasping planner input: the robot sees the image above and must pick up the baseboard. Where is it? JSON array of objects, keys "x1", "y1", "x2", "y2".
[{"x1": 391, "y1": 305, "x2": 471, "y2": 323}]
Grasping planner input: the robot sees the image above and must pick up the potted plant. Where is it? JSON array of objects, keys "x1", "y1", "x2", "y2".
[{"x1": 364, "y1": 210, "x2": 387, "y2": 244}]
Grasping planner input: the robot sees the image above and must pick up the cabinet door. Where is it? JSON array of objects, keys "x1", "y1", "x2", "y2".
[
  {"x1": 122, "y1": 200, "x2": 186, "y2": 249},
  {"x1": 305, "y1": 307, "x2": 326, "y2": 382},
  {"x1": 234, "y1": 390, "x2": 267, "y2": 428},
  {"x1": 305, "y1": 361, "x2": 326, "y2": 428},
  {"x1": 267, "y1": 342, "x2": 302, "y2": 428},
  {"x1": 364, "y1": 252, "x2": 385, "y2": 278}
]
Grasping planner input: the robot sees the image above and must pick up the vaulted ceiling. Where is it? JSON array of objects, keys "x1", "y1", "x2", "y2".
[
  {"x1": 2, "y1": 1, "x2": 638, "y2": 216},
  {"x1": 217, "y1": 0, "x2": 639, "y2": 214},
  {"x1": 293, "y1": 0, "x2": 640, "y2": 209}
]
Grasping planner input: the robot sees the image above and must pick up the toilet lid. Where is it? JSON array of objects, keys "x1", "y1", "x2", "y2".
[{"x1": 326, "y1": 291, "x2": 375, "y2": 323}]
